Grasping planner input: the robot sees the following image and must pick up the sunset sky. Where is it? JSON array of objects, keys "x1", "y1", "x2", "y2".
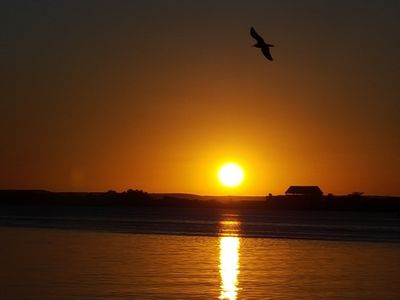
[{"x1": 1, "y1": 1, "x2": 399, "y2": 196}]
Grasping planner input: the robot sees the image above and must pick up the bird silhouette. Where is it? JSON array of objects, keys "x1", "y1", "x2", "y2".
[{"x1": 250, "y1": 27, "x2": 274, "y2": 61}]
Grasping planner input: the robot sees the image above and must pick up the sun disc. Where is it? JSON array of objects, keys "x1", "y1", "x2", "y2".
[{"x1": 218, "y1": 163, "x2": 244, "y2": 188}]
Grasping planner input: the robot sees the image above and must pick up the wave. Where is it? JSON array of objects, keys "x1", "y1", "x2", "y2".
[{"x1": 1, "y1": 208, "x2": 399, "y2": 243}]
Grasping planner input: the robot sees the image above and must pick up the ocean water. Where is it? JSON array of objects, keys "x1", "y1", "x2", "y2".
[
  {"x1": 1, "y1": 207, "x2": 400, "y2": 243},
  {"x1": 1, "y1": 209, "x2": 400, "y2": 299}
]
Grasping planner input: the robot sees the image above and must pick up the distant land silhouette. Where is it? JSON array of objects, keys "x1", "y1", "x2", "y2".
[{"x1": 1, "y1": 189, "x2": 399, "y2": 212}]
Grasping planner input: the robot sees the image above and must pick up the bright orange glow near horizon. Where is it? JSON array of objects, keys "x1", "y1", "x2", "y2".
[
  {"x1": 1, "y1": 2, "x2": 400, "y2": 196},
  {"x1": 218, "y1": 163, "x2": 245, "y2": 188}
]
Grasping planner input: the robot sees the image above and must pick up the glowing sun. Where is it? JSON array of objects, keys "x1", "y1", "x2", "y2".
[{"x1": 218, "y1": 163, "x2": 244, "y2": 188}]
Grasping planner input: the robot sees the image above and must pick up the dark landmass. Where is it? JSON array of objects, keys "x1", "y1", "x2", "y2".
[{"x1": 1, "y1": 189, "x2": 399, "y2": 212}]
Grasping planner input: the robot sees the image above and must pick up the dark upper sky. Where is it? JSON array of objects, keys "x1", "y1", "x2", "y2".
[{"x1": 1, "y1": 1, "x2": 399, "y2": 195}]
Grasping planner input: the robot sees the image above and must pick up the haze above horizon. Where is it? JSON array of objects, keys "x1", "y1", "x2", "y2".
[{"x1": 1, "y1": 1, "x2": 399, "y2": 196}]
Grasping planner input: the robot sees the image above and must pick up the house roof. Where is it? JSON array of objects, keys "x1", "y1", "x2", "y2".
[{"x1": 285, "y1": 186, "x2": 323, "y2": 195}]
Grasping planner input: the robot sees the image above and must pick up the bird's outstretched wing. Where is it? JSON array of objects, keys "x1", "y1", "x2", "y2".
[
  {"x1": 261, "y1": 47, "x2": 273, "y2": 61},
  {"x1": 250, "y1": 27, "x2": 264, "y2": 43}
]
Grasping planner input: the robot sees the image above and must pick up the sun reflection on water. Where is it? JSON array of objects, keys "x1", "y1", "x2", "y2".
[{"x1": 219, "y1": 219, "x2": 240, "y2": 300}]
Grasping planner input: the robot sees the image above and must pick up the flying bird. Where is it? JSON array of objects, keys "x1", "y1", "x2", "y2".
[{"x1": 250, "y1": 27, "x2": 274, "y2": 61}]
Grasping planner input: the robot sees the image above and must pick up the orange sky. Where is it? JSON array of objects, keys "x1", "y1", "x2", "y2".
[{"x1": 1, "y1": 1, "x2": 399, "y2": 195}]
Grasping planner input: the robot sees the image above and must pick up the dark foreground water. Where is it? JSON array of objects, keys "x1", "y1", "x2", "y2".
[{"x1": 1, "y1": 207, "x2": 400, "y2": 299}]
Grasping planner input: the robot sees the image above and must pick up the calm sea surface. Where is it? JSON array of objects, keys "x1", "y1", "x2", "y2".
[{"x1": 1, "y1": 208, "x2": 400, "y2": 299}]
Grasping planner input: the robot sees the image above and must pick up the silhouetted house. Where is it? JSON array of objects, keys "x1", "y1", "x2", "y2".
[{"x1": 285, "y1": 186, "x2": 323, "y2": 197}]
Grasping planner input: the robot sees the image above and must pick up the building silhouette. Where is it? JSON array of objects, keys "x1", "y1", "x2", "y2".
[{"x1": 285, "y1": 186, "x2": 323, "y2": 197}]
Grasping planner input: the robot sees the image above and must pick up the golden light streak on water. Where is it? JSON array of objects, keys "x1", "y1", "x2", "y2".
[{"x1": 219, "y1": 218, "x2": 240, "y2": 300}]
